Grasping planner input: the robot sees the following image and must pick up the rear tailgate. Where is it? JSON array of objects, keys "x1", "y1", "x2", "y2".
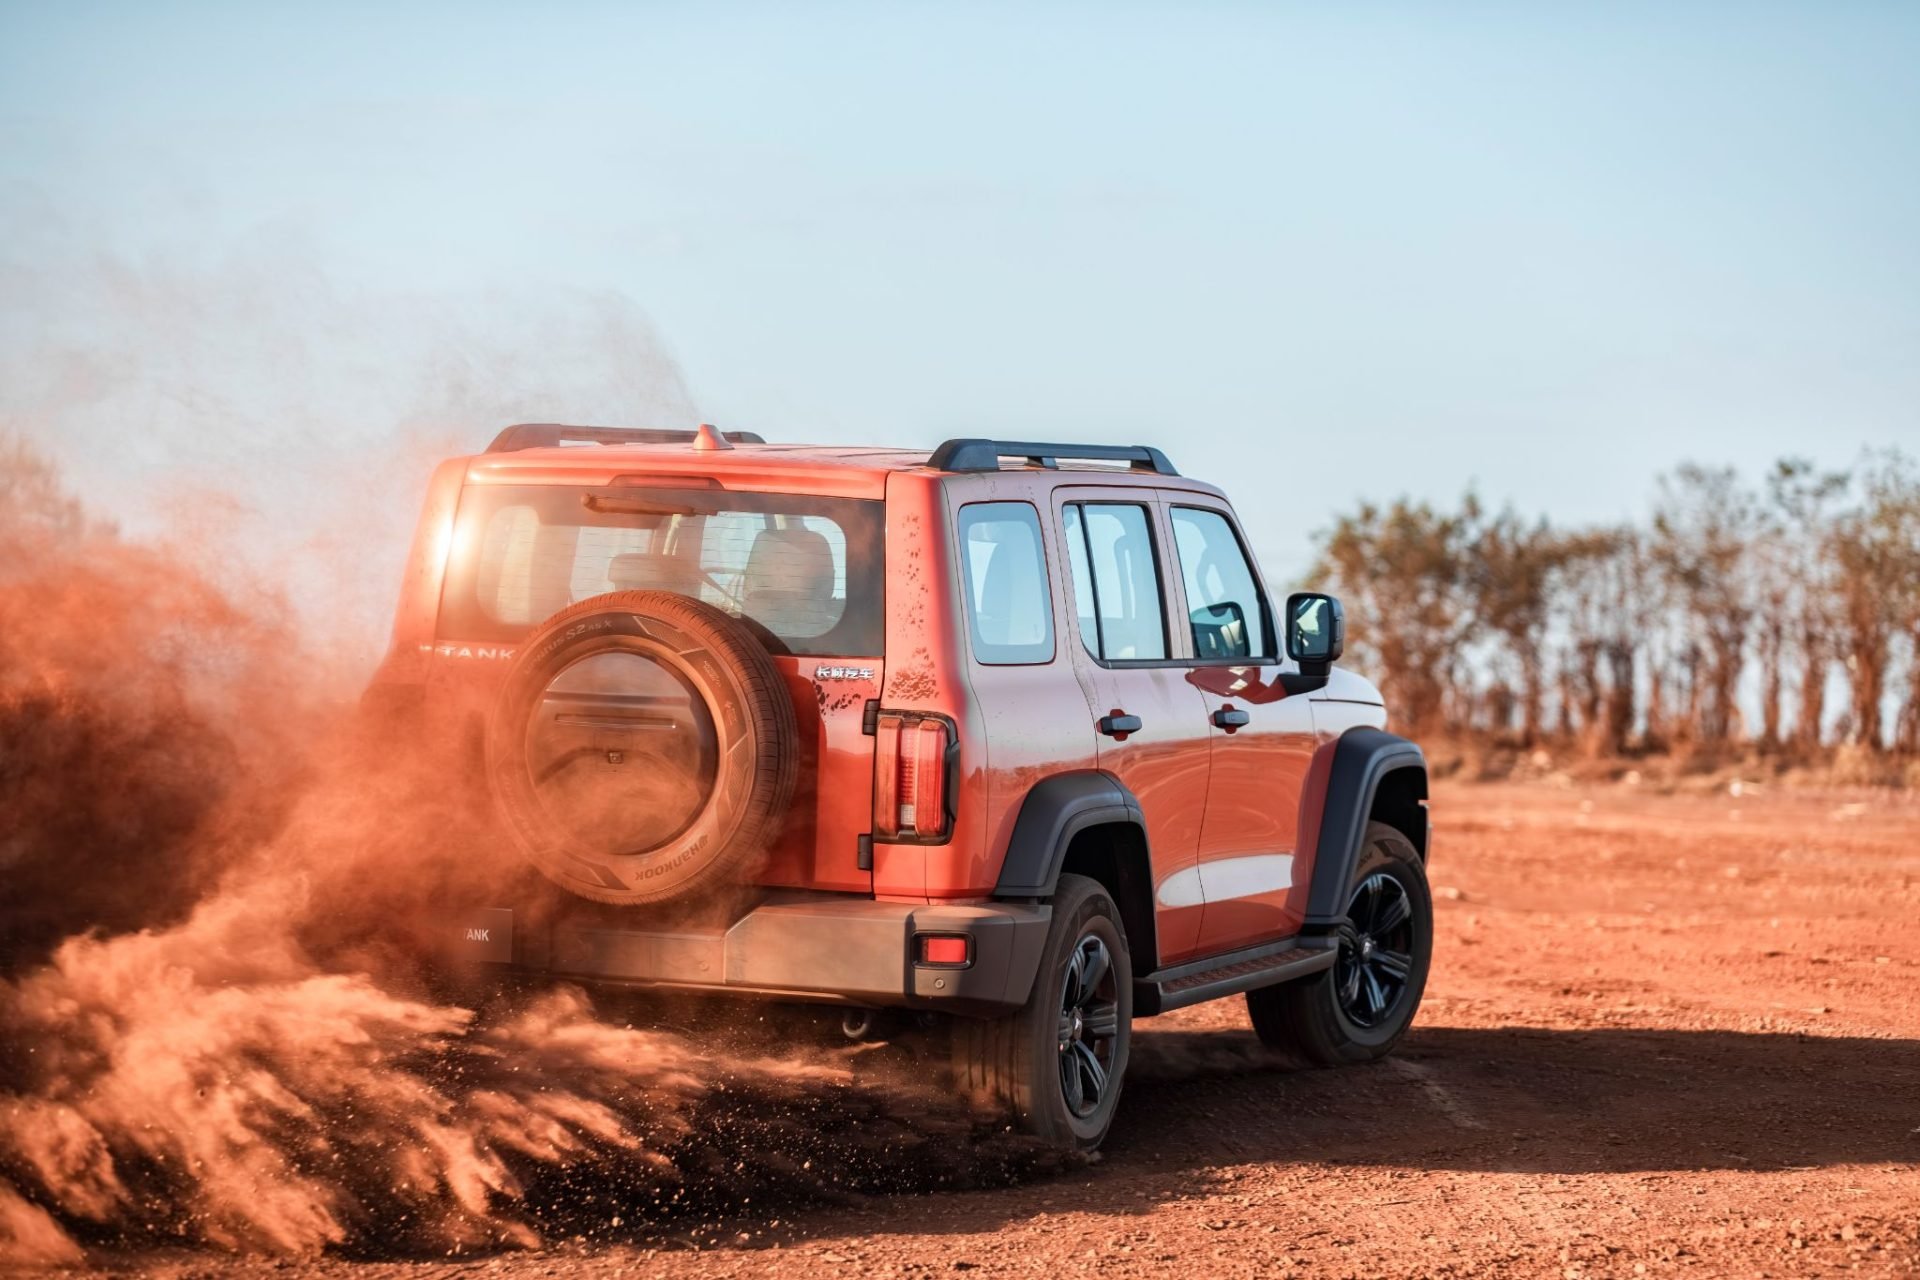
[{"x1": 423, "y1": 474, "x2": 885, "y2": 895}]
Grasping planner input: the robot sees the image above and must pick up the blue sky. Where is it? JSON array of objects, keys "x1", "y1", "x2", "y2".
[{"x1": 2, "y1": 1, "x2": 1917, "y2": 585}]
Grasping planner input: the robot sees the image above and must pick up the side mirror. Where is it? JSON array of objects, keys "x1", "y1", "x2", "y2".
[{"x1": 1283, "y1": 592, "x2": 1344, "y2": 687}]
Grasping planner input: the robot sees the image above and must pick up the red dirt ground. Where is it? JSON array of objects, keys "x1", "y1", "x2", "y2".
[{"x1": 96, "y1": 779, "x2": 1920, "y2": 1278}]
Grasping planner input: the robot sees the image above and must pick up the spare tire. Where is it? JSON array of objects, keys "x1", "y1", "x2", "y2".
[{"x1": 485, "y1": 590, "x2": 798, "y2": 906}]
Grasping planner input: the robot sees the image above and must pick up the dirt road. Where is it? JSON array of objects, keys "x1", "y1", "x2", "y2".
[{"x1": 109, "y1": 779, "x2": 1920, "y2": 1278}]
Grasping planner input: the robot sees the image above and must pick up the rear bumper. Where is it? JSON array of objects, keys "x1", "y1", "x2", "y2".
[{"x1": 453, "y1": 894, "x2": 1053, "y2": 1015}]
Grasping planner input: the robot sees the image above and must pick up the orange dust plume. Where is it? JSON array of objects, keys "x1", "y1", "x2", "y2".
[{"x1": 0, "y1": 436, "x2": 1055, "y2": 1265}]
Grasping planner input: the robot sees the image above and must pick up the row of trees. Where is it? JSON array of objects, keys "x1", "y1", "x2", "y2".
[{"x1": 1310, "y1": 450, "x2": 1920, "y2": 759}]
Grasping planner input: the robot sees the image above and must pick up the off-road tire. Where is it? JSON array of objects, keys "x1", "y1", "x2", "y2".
[
  {"x1": 486, "y1": 590, "x2": 797, "y2": 906},
  {"x1": 1247, "y1": 821, "x2": 1431, "y2": 1065},
  {"x1": 951, "y1": 874, "x2": 1133, "y2": 1151}
]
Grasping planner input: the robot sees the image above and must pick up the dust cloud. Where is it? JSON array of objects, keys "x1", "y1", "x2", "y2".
[
  {"x1": 0, "y1": 211, "x2": 705, "y2": 672},
  {"x1": 0, "y1": 433, "x2": 1047, "y2": 1265}
]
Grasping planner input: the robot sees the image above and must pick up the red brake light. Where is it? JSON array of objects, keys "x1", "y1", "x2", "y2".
[
  {"x1": 873, "y1": 712, "x2": 951, "y2": 840},
  {"x1": 875, "y1": 713, "x2": 903, "y2": 839},
  {"x1": 909, "y1": 718, "x2": 946, "y2": 832}
]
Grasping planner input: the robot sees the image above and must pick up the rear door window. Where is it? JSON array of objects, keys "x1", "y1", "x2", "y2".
[
  {"x1": 1061, "y1": 503, "x2": 1168, "y2": 661},
  {"x1": 956, "y1": 502, "x2": 1055, "y2": 664}
]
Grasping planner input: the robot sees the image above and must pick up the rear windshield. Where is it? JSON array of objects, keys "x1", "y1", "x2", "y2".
[{"x1": 439, "y1": 483, "x2": 884, "y2": 656}]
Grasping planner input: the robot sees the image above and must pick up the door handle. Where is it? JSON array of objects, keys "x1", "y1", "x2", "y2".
[
  {"x1": 1212, "y1": 706, "x2": 1251, "y2": 731},
  {"x1": 1098, "y1": 712, "x2": 1143, "y2": 738}
]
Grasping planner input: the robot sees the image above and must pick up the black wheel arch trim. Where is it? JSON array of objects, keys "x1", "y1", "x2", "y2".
[
  {"x1": 993, "y1": 768, "x2": 1162, "y2": 989},
  {"x1": 993, "y1": 770, "x2": 1145, "y2": 897},
  {"x1": 1304, "y1": 727, "x2": 1429, "y2": 927}
]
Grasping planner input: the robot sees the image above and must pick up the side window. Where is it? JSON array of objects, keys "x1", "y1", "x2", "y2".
[
  {"x1": 1061, "y1": 503, "x2": 1168, "y2": 661},
  {"x1": 1171, "y1": 506, "x2": 1270, "y2": 660},
  {"x1": 957, "y1": 502, "x2": 1055, "y2": 664}
]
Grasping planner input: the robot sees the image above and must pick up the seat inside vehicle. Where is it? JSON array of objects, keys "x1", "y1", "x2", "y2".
[{"x1": 741, "y1": 526, "x2": 838, "y2": 636}]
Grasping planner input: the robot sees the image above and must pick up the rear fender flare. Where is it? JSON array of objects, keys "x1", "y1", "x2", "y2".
[
  {"x1": 992, "y1": 770, "x2": 1144, "y2": 897},
  {"x1": 1304, "y1": 728, "x2": 1428, "y2": 927},
  {"x1": 992, "y1": 769, "x2": 1159, "y2": 973}
]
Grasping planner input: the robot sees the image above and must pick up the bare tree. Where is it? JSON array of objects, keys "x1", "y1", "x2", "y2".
[
  {"x1": 1826, "y1": 452, "x2": 1920, "y2": 752},
  {"x1": 1841, "y1": 452, "x2": 1920, "y2": 754},
  {"x1": 1650, "y1": 466, "x2": 1758, "y2": 752},
  {"x1": 1464, "y1": 507, "x2": 1571, "y2": 745},
  {"x1": 1763, "y1": 458, "x2": 1850, "y2": 754},
  {"x1": 1550, "y1": 528, "x2": 1642, "y2": 756},
  {"x1": 1313, "y1": 497, "x2": 1478, "y2": 736},
  {"x1": 1308, "y1": 450, "x2": 1913, "y2": 769}
]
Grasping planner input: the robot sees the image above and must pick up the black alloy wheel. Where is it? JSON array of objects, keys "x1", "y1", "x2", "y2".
[
  {"x1": 1333, "y1": 871, "x2": 1416, "y2": 1028},
  {"x1": 1057, "y1": 933, "x2": 1122, "y2": 1117}
]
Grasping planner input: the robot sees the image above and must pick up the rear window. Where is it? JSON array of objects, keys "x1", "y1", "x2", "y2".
[{"x1": 439, "y1": 484, "x2": 884, "y2": 656}]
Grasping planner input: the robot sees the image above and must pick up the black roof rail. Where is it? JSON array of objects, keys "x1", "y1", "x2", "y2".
[
  {"x1": 927, "y1": 438, "x2": 1177, "y2": 476},
  {"x1": 485, "y1": 424, "x2": 768, "y2": 453}
]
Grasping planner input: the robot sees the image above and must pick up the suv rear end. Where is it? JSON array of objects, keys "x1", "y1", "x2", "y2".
[{"x1": 366, "y1": 424, "x2": 1049, "y2": 1012}]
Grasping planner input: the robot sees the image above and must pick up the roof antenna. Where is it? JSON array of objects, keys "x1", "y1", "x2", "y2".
[{"x1": 693, "y1": 423, "x2": 734, "y2": 451}]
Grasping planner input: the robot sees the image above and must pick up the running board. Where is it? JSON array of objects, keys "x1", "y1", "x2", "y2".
[{"x1": 1138, "y1": 939, "x2": 1337, "y2": 1015}]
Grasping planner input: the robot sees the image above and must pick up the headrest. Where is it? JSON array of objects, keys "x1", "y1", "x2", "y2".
[
  {"x1": 607, "y1": 552, "x2": 698, "y2": 594},
  {"x1": 741, "y1": 526, "x2": 838, "y2": 636},
  {"x1": 743, "y1": 527, "x2": 835, "y2": 597}
]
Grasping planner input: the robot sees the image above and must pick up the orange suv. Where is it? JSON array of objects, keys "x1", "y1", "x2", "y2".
[{"x1": 370, "y1": 424, "x2": 1433, "y2": 1150}]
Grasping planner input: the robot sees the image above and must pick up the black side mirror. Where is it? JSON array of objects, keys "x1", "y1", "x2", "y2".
[{"x1": 1281, "y1": 592, "x2": 1344, "y2": 691}]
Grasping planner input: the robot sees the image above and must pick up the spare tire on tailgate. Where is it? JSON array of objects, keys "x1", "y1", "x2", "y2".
[{"x1": 485, "y1": 590, "x2": 798, "y2": 906}]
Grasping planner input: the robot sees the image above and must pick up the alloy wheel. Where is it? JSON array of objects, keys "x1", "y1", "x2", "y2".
[
  {"x1": 1334, "y1": 872, "x2": 1416, "y2": 1028},
  {"x1": 1056, "y1": 934, "x2": 1121, "y2": 1117}
]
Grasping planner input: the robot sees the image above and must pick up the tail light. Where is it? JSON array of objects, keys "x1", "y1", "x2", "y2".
[{"x1": 873, "y1": 712, "x2": 952, "y2": 841}]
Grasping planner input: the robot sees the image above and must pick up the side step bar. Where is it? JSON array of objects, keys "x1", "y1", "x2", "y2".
[{"x1": 1137, "y1": 937, "x2": 1338, "y2": 1015}]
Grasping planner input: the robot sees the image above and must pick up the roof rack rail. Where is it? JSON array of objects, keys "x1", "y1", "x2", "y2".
[
  {"x1": 927, "y1": 438, "x2": 1177, "y2": 476},
  {"x1": 486, "y1": 424, "x2": 768, "y2": 453}
]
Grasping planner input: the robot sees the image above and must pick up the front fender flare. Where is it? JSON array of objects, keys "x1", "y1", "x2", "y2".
[{"x1": 1303, "y1": 727, "x2": 1428, "y2": 927}]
